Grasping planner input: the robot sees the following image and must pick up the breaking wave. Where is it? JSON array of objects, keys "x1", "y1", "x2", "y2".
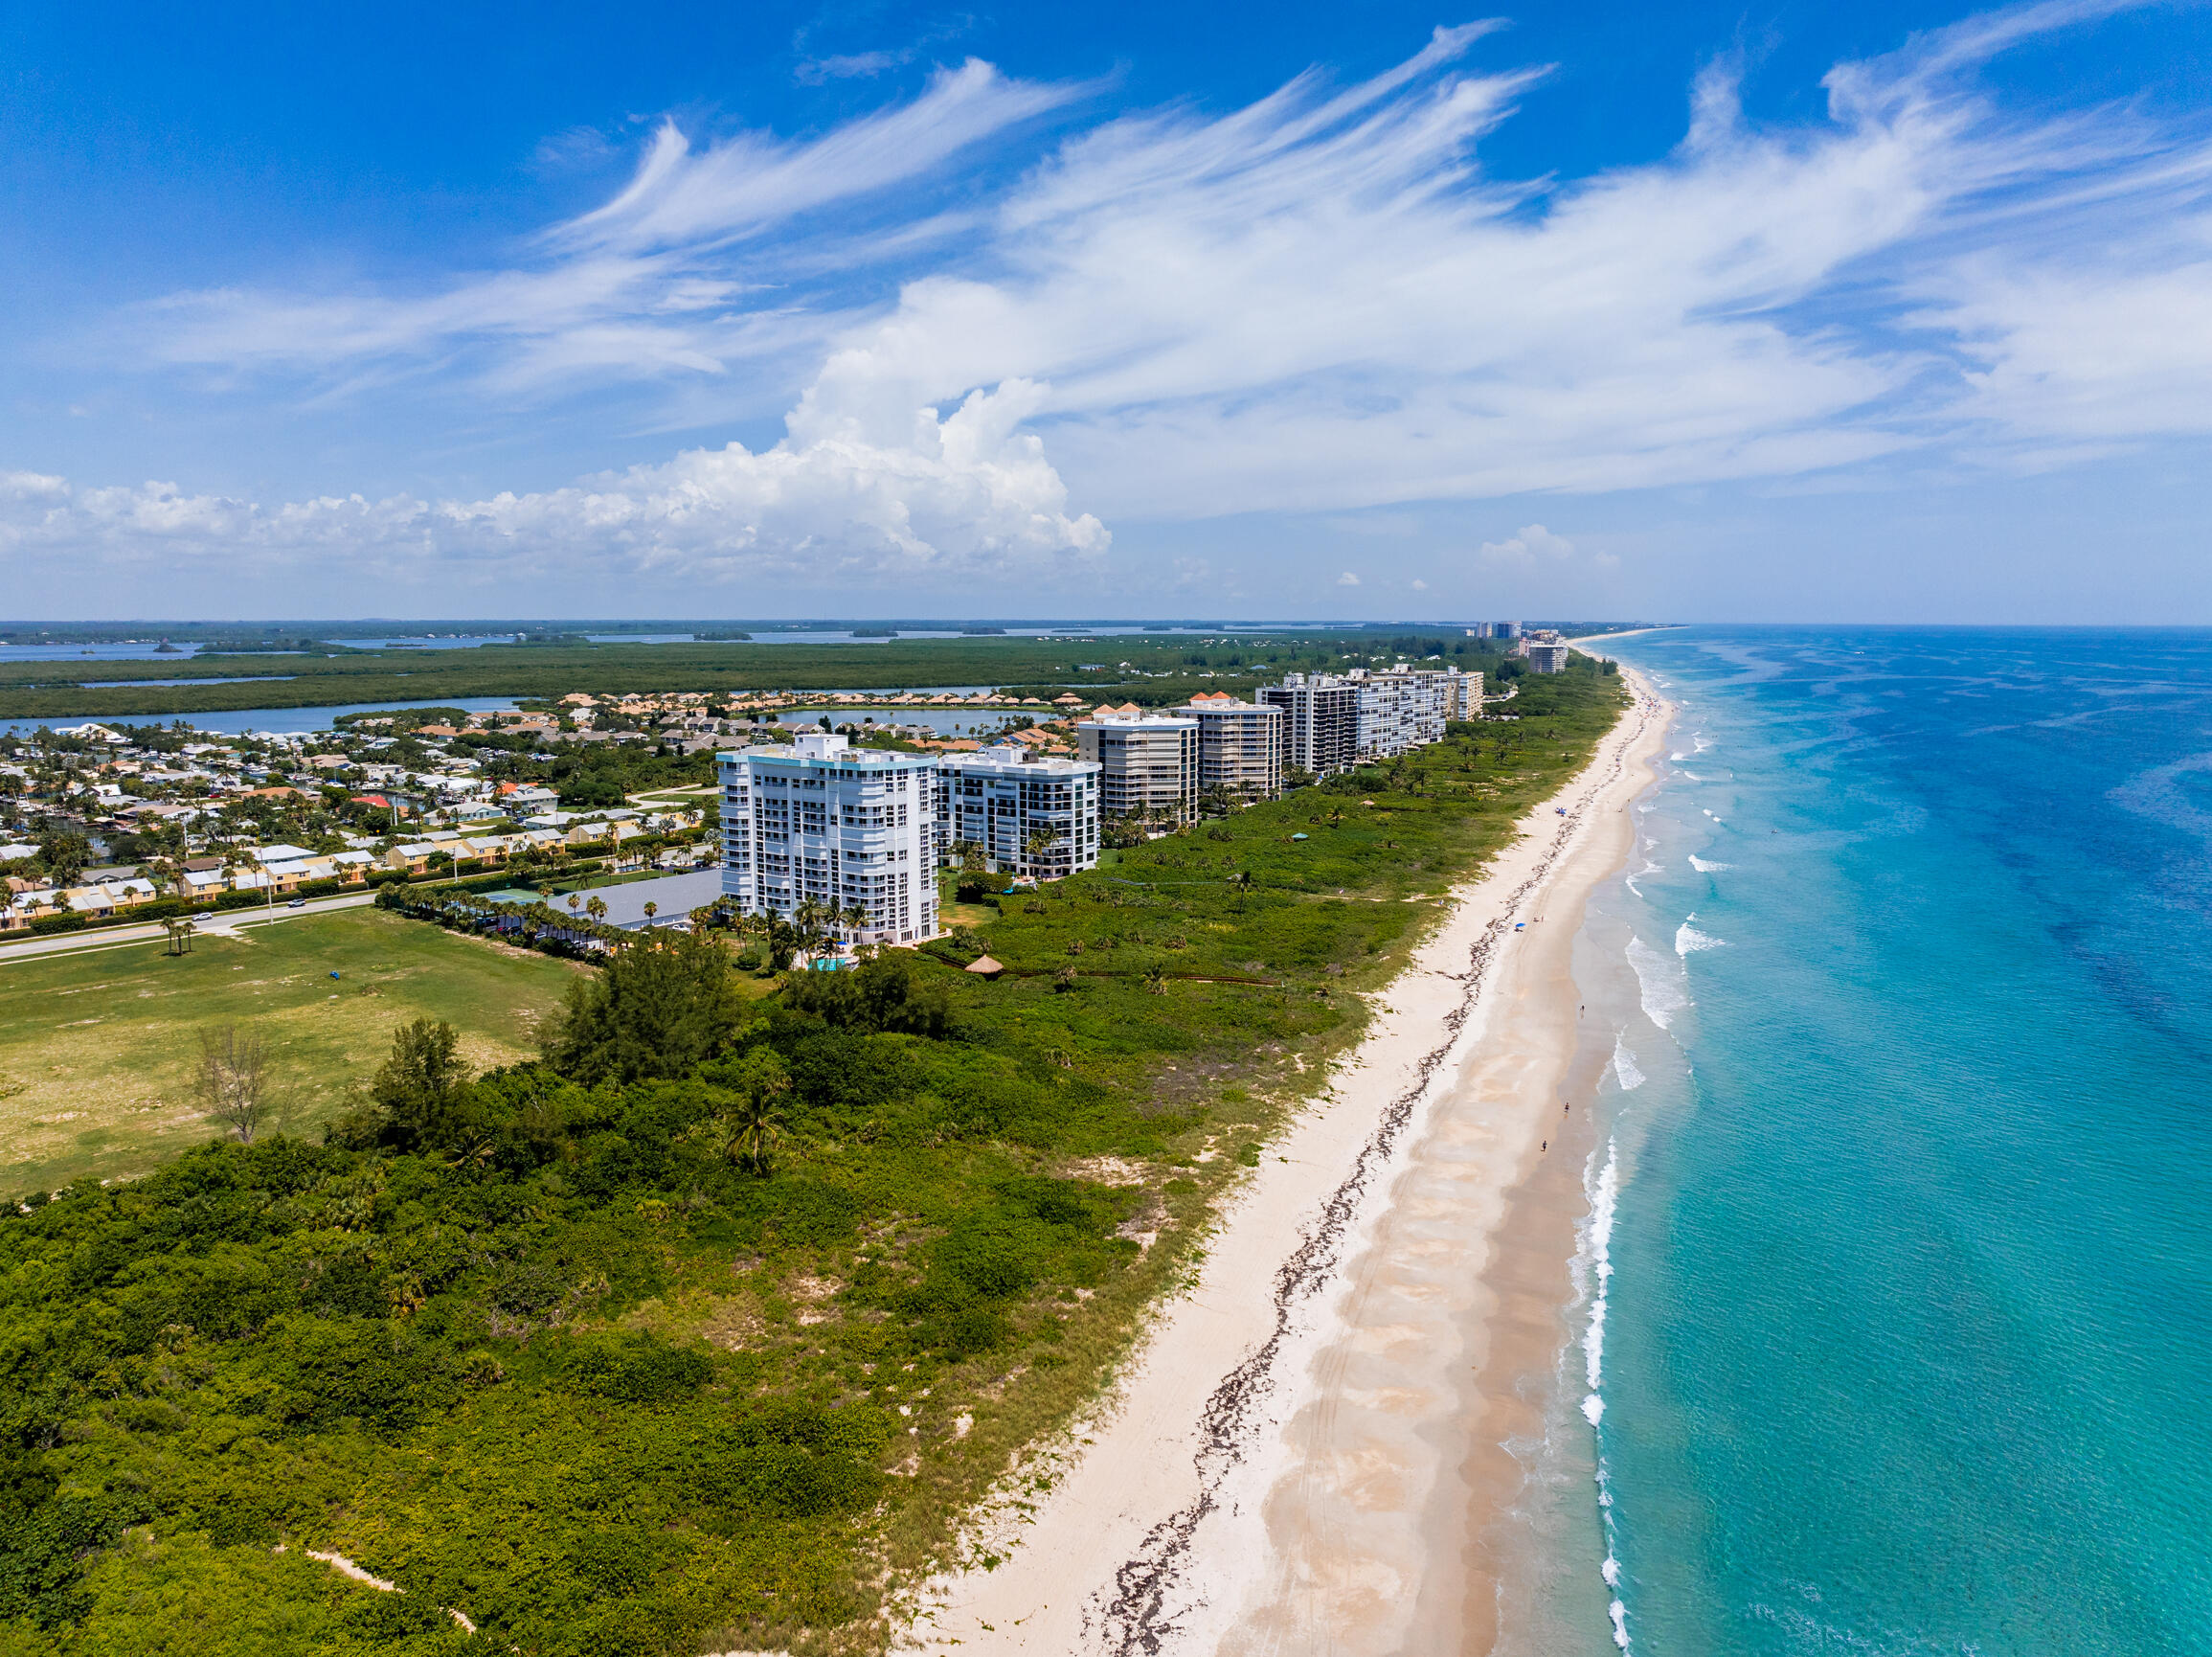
[
  {"x1": 1688, "y1": 855, "x2": 1732, "y2": 873},
  {"x1": 1625, "y1": 936, "x2": 1689, "y2": 1029},
  {"x1": 1581, "y1": 1139, "x2": 1632, "y2": 1650},
  {"x1": 1676, "y1": 922, "x2": 1726, "y2": 956},
  {"x1": 1611, "y1": 1036, "x2": 1646, "y2": 1092}
]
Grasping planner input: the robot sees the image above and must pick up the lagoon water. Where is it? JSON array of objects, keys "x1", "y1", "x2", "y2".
[
  {"x1": 0, "y1": 695, "x2": 523, "y2": 740},
  {"x1": 1534, "y1": 628, "x2": 2212, "y2": 1655}
]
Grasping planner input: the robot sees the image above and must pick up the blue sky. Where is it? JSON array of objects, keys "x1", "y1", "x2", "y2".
[{"x1": 2, "y1": 0, "x2": 2208, "y2": 620}]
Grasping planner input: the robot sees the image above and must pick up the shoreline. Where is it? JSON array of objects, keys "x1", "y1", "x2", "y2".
[{"x1": 898, "y1": 664, "x2": 1670, "y2": 1655}]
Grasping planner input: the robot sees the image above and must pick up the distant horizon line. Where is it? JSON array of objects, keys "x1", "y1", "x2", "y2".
[
  {"x1": 10, "y1": 618, "x2": 2212, "y2": 632},
  {"x1": 0, "y1": 617, "x2": 1660, "y2": 633}
]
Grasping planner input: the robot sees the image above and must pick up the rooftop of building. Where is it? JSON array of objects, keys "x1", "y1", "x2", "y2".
[
  {"x1": 718, "y1": 733, "x2": 931, "y2": 767},
  {"x1": 1077, "y1": 707, "x2": 1199, "y2": 726},
  {"x1": 940, "y1": 744, "x2": 1099, "y2": 774}
]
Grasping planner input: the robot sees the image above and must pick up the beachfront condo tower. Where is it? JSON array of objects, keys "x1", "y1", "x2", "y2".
[
  {"x1": 936, "y1": 745, "x2": 1102, "y2": 877},
  {"x1": 717, "y1": 733, "x2": 939, "y2": 944},
  {"x1": 1257, "y1": 672, "x2": 1360, "y2": 777},
  {"x1": 1185, "y1": 693, "x2": 1286, "y2": 800},
  {"x1": 1076, "y1": 711, "x2": 1202, "y2": 827}
]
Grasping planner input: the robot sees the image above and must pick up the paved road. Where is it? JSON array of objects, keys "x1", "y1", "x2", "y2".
[{"x1": 0, "y1": 891, "x2": 377, "y2": 965}]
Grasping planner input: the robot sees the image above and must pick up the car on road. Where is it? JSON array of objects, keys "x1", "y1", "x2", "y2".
[{"x1": 286, "y1": 897, "x2": 307, "y2": 908}]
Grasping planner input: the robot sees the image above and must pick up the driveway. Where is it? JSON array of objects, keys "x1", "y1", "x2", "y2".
[{"x1": 0, "y1": 891, "x2": 377, "y2": 965}]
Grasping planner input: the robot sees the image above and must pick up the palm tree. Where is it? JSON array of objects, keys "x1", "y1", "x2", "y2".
[
  {"x1": 791, "y1": 897, "x2": 835, "y2": 965},
  {"x1": 1024, "y1": 827, "x2": 1057, "y2": 875},
  {"x1": 840, "y1": 902, "x2": 869, "y2": 945},
  {"x1": 566, "y1": 893, "x2": 582, "y2": 920},
  {"x1": 724, "y1": 1053, "x2": 791, "y2": 1175},
  {"x1": 642, "y1": 900, "x2": 659, "y2": 928},
  {"x1": 585, "y1": 895, "x2": 607, "y2": 925}
]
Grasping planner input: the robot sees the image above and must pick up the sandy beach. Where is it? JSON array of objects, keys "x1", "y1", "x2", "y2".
[{"x1": 900, "y1": 661, "x2": 1669, "y2": 1657}]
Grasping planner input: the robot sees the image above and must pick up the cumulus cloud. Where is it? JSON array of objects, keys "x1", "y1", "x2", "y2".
[
  {"x1": 1478, "y1": 524, "x2": 1577, "y2": 562},
  {"x1": 37, "y1": 0, "x2": 2212, "y2": 584},
  {"x1": 1337, "y1": 571, "x2": 1362, "y2": 585},
  {"x1": 0, "y1": 380, "x2": 1105, "y2": 584}
]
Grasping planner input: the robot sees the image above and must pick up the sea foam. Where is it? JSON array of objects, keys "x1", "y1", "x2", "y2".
[
  {"x1": 1625, "y1": 937, "x2": 1689, "y2": 1029},
  {"x1": 1583, "y1": 1140, "x2": 1619, "y2": 1393},
  {"x1": 1676, "y1": 922, "x2": 1726, "y2": 956},
  {"x1": 1688, "y1": 855, "x2": 1732, "y2": 873},
  {"x1": 1611, "y1": 1036, "x2": 1646, "y2": 1092}
]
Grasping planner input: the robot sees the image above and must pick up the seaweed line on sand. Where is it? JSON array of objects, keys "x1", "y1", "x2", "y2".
[{"x1": 1089, "y1": 701, "x2": 1655, "y2": 1656}]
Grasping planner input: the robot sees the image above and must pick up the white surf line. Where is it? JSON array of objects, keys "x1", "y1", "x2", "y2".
[{"x1": 1090, "y1": 692, "x2": 1665, "y2": 1655}]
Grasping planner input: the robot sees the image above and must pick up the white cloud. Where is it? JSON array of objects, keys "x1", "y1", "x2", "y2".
[
  {"x1": 137, "y1": 60, "x2": 1086, "y2": 397},
  {"x1": 35, "y1": 1, "x2": 2212, "y2": 588},
  {"x1": 0, "y1": 379, "x2": 1104, "y2": 585},
  {"x1": 1478, "y1": 524, "x2": 1577, "y2": 562},
  {"x1": 1337, "y1": 570, "x2": 1362, "y2": 586},
  {"x1": 1411, "y1": 577, "x2": 1428, "y2": 590},
  {"x1": 828, "y1": 6, "x2": 2212, "y2": 518}
]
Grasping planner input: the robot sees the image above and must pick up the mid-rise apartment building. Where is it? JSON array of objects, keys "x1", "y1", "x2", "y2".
[
  {"x1": 1446, "y1": 670, "x2": 1484, "y2": 720},
  {"x1": 1345, "y1": 667, "x2": 1420, "y2": 759},
  {"x1": 1186, "y1": 694, "x2": 1284, "y2": 801},
  {"x1": 1525, "y1": 642, "x2": 1571, "y2": 674},
  {"x1": 718, "y1": 733, "x2": 938, "y2": 943},
  {"x1": 1257, "y1": 673, "x2": 1360, "y2": 777},
  {"x1": 937, "y1": 746, "x2": 1101, "y2": 876},
  {"x1": 1076, "y1": 713, "x2": 1201, "y2": 825},
  {"x1": 1257, "y1": 665, "x2": 1481, "y2": 775}
]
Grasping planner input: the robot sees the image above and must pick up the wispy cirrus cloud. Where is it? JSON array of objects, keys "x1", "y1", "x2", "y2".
[
  {"x1": 37, "y1": 0, "x2": 2212, "y2": 594},
  {"x1": 140, "y1": 58, "x2": 1086, "y2": 397}
]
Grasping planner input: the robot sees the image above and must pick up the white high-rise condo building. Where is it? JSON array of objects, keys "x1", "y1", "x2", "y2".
[
  {"x1": 1185, "y1": 694, "x2": 1285, "y2": 801},
  {"x1": 1257, "y1": 673, "x2": 1359, "y2": 777},
  {"x1": 1076, "y1": 712, "x2": 1201, "y2": 826},
  {"x1": 1257, "y1": 666, "x2": 1478, "y2": 772},
  {"x1": 718, "y1": 733, "x2": 938, "y2": 944},
  {"x1": 937, "y1": 746, "x2": 1101, "y2": 876},
  {"x1": 1525, "y1": 642, "x2": 1571, "y2": 674}
]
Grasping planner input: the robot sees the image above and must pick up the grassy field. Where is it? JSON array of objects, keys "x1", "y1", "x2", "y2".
[{"x1": 0, "y1": 908, "x2": 585, "y2": 1198}]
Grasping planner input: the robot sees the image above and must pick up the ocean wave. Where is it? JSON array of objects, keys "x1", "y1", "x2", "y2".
[
  {"x1": 1668, "y1": 750, "x2": 1688, "y2": 761},
  {"x1": 1676, "y1": 922, "x2": 1726, "y2": 955},
  {"x1": 1625, "y1": 937, "x2": 1690, "y2": 1029},
  {"x1": 1576, "y1": 1144, "x2": 1632, "y2": 1646},
  {"x1": 1688, "y1": 855, "x2": 1732, "y2": 873},
  {"x1": 1582, "y1": 1141, "x2": 1618, "y2": 1388},
  {"x1": 1611, "y1": 1036, "x2": 1645, "y2": 1092}
]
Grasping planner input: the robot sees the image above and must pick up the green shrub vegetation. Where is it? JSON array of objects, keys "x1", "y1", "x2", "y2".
[{"x1": 0, "y1": 662, "x2": 1623, "y2": 1656}]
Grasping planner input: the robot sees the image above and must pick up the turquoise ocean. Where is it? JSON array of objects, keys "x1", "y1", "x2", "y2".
[{"x1": 1529, "y1": 627, "x2": 2212, "y2": 1656}]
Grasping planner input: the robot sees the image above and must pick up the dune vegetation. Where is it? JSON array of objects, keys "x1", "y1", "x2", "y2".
[{"x1": 0, "y1": 663, "x2": 1623, "y2": 1656}]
